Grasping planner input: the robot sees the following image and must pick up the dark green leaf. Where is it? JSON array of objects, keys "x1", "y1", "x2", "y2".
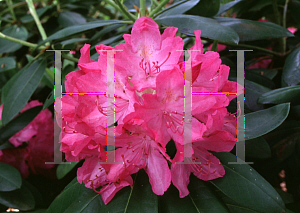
[
  {"x1": 245, "y1": 137, "x2": 271, "y2": 159},
  {"x1": 290, "y1": 0, "x2": 300, "y2": 24},
  {"x1": 244, "y1": 79, "x2": 271, "y2": 111},
  {"x1": 0, "y1": 183, "x2": 35, "y2": 211},
  {"x1": 247, "y1": 69, "x2": 278, "y2": 80},
  {"x1": 0, "y1": 106, "x2": 42, "y2": 145},
  {"x1": 56, "y1": 161, "x2": 79, "y2": 179},
  {"x1": 20, "y1": 6, "x2": 52, "y2": 23},
  {"x1": 187, "y1": 0, "x2": 220, "y2": 17},
  {"x1": 156, "y1": 15, "x2": 239, "y2": 44},
  {"x1": 215, "y1": 17, "x2": 294, "y2": 41},
  {"x1": 60, "y1": 38, "x2": 89, "y2": 46},
  {"x1": 216, "y1": 0, "x2": 243, "y2": 16},
  {"x1": 210, "y1": 152, "x2": 286, "y2": 213},
  {"x1": 0, "y1": 57, "x2": 16, "y2": 72},
  {"x1": 245, "y1": 103, "x2": 290, "y2": 140},
  {"x1": 258, "y1": 85, "x2": 300, "y2": 105},
  {"x1": 0, "y1": 163, "x2": 22, "y2": 192},
  {"x1": 1, "y1": 59, "x2": 46, "y2": 125},
  {"x1": 0, "y1": 26, "x2": 28, "y2": 54},
  {"x1": 275, "y1": 188, "x2": 294, "y2": 204},
  {"x1": 0, "y1": 141, "x2": 14, "y2": 151},
  {"x1": 58, "y1": 11, "x2": 87, "y2": 28},
  {"x1": 40, "y1": 20, "x2": 124, "y2": 45},
  {"x1": 43, "y1": 90, "x2": 54, "y2": 110},
  {"x1": 282, "y1": 45, "x2": 300, "y2": 86},
  {"x1": 156, "y1": 0, "x2": 200, "y2": 17}
]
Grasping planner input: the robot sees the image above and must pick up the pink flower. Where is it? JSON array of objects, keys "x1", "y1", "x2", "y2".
[
  {"x1": 0, "y1": 101, "x2": 55, "y2": 178},
  {"x1": 59, "y1": 17, "x2": 241, "y2": 204},
  {"x1": 288, "y1": 26, "x2": 298, "y2": 34}
]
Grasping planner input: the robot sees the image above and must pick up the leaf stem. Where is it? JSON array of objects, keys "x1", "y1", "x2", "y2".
[
  {"x1": 61, "y1": 53, "x2": 79, "y2": 63},
  {"x1": 0, "y1": 1, "x2": 26, "y2": 17},
  {"x1": 282, "y1": 0, "x2": 290, "y2": 54},
  {"x1": 140, "y1": 0, "x2": 146, "y2": 16},
  {"x1": 152, "y1": 0, "x2": 159, "y2": 6},
  {"x1": 25, "y1": 0, "x2": 49, "y2": 44},
  {"x1": 149, "y1": 0, "x2": 169, "y2": 18},
  {"x1": 218, "y1": 41, "x2": 283, "y2": 57},
  {"x1": 211, "y1": 40, "x2": 219, "y2": 52},
  {"x1": 272, "y1": 0, "x2": 285, "y2": 53},
  {"x1": 5, "y1": 0, "x2": 16, "y2": 21},
  {"x1": 0, "y1": 32, "x2": 45, "y2": 50},
  {"x1": 114, "y1": 0, "x2": 137, "y2": 21}
]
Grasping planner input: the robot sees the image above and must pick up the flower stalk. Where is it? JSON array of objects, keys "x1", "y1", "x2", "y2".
[
  {"x1": 0, "y1": 32, "x2": 45, "y2": 50},
  {"x1": 149, "y1": 0, "x2": 169, "y2": 18}
]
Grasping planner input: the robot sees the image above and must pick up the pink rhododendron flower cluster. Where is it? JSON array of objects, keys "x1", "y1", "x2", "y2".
[
  {"x1": 59, "y1": 17, "x2": 242, "y2": 204},
  {"x1": 0, "y1": 101, "x2": 55, "y2": 178}
]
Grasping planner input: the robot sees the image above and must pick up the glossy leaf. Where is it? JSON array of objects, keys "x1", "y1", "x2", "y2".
[
  {"x1": 56, "y1": 161, "x2": 79, "y2": 179},
  {"x1": 245, "y1": 103, "x2": 290, "y2": 140},
  {"x1": 156, "y1": 15, "x2": 239, "y2": 44},
  {"x1": 0, "y1": 183, "x2": 35, "y2": 211},
  {"x1": 156, "y1": 0, "x2": 200, "y2": 17},
  {"x1": 216, "y1": 0, "x2": 242, "y2": 16},
  {"x1": 245, "y1": 137, "x2": 271, "y2": 159},
  {"x1": 1, "y1": 59, "x2": 46, "y2": 125},
  {"x1": 187, "y1": 0, "x2": 220, "y2": 17},
  {"x1": 0, "y1": 57, "x2": 16, "y2": 72},
  {"x1": 258, "y1": 85, "x2": 300, "y2": 105},
  {"x1": 0, "y1": 26, "x2": 28, "y2": 54},
  {"x1": 0, "y1": 106, "x2": 42, "y2": 145},
  {"x1": 275, "y1": 189, "x2": 294, "y2": 204},
  {"x1": 159, "y1": 176, "x2": 230, "y2": 213},
  {"x1": 222, "y1": 196, "x2": 261, "y2": 213},
  {"x1": 40, "y1": 20, "x2": 124, "y2": 45},
  {"x1": 0, "y1": 163, "x2": 22, "y2": 192},
  {"x1": 244, "y1": 79, "x2": 271, "y2": 111},
  {"x1": 60, "y1": 38, "x2": 89, "y2": 46},
  {"x1": 47, "y1": 170, "x2": 158, "y2": 213},
  {"x1": 43, "y1": 90, "x2": 54, "y2": 110},
  {"x1": 215, "y1": 17, "x2": 294, "y2": 41},
  {"x1": 282, "y1": 45, "x2": 300, "y2": 86},
  {"x1": 58, "y1": 11, "x2": 87, "y2": 28},
  {"x1": 247, "y1": 68, "x2": 278, "y2": 80},
  {"x1": 210, "y1": 152, "x2": 286, "y2": 213}
]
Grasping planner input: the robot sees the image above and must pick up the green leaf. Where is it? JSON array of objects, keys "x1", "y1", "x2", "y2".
[
  {"x1": 1, "y1": 59, "x2": 46, "y2": 125},
  {"x1": 46, "y1": 178, "x2": 87, "y2": 213},
  {"x1": 58, "y1": 11, "x2": 87, "y2": 28},
  {"x1": 43, "y1": 90, "x2": 54, "y2": 110},
  {"x1": 258, "y1": 85, "x2": 300, "y2": 105},
  {"x1": 48, "y1": 170, "x2": 158, "y2": 213},
  {"x1": 210, "y1": 152, "x2": 286, "y2": 213},
  {"x1": 275, "y1": 189, "x2": 294, "y2": 204},
  {"x1": 245, "y1": 137, "x2": 271, "y2": 159},
  {"x1": 56, "y1": 161, "x2": 79, "y2": 179},
  {"x1": 60, "y1": 38, "x2": 89, "y2": 46},
  {"x1": 156, "y1": 15, "x2": 239, "y2": 44},
  {"x1": 216, "y1": 0, "x2": 242, "y2": 16},
  {"x1": 0, "y1": 163, "x2": 22, "y2": 192},
  {"x1": 245, "y1": 103, "x2": 290, "y2": 140},
  {"x1": 40, "y1": 20, "x2": 124, "y2": 45},
  {"x1": 0, "y1": 26, "x2": 29, "y2": 54},
  {"x1": 0, "y1": 57, "x2": 16, "y2": 72},
  {"x1": 0, "y1": 183, "x2": 35, "y2": 211},
  {"x1": 247, "y1": 69, "x2": 278, "y2": 80},
  {"x1": 0, "y1": 106, "x2": 42, "y2": 145},
  {"x1": 20, "y1": 6, "x2": 52, "y2": 23},
  {"x1": 215, "y1": 17, "x2": 294, "y2": 41},
  {"x1": 159, "y1": 175, "x2": 230, "y2": 213},
  {"x1": 187, "y1": 0, "x2": 220, "y2": 17},
  {"x1": 282, "y1": 45, "x2": 300, "y2": 86},
  {"x1": 156, "y1": 0, "x2": 200, "y2": 17},
  {"x1": 244, "y1": 79, "x2": 271, "y2": 111}
]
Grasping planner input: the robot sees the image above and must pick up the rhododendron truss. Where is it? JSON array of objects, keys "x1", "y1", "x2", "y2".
[
  {"x1": 58, "y1": 17, "x2": 242, "y2": 204},
  {"x1": 0, "y1": 101, "x2": 56, "y2": 178}
]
